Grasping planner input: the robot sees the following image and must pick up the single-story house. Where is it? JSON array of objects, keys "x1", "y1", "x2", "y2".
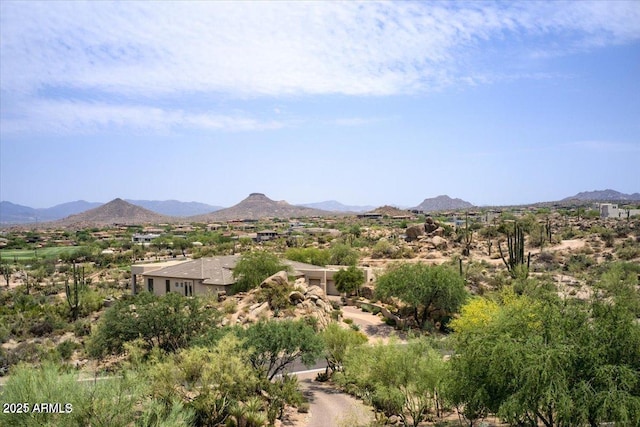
[{"x1": 131, "y1": 255, "x2": 375, "y2": 297}]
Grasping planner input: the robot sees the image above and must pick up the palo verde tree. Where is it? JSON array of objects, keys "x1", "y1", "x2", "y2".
[
  {"x1": 337, "y1": 338, "x2": 448, "y2": 426},
  {"x1": 334, "y1": 265, "x2": 365, "y2": 296},
  {"x1": 241, "y1": 319, "x2": 324, "y2": 381},
  {"x1": 232, "y1": 251, "x2": 288, "y2": 294},
  {"x1": 375, "y1": 263, "x2": 467, "y2": 330},
  {"x1": 321, "y1": 322, "x2": 367, "y2": 376},
  {"x1": 87, "y1": 292, "x2": 219, "y2": 357},
  {"x1": 447, "y1": 284, "x2": 640, "y2": 427}
]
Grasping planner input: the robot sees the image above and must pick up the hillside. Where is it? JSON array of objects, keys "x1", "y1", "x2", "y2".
[
  {"x1": 52, "y1": 198, "x2": 173, "y2": 228},
  {"x1": 562, "y1": 189, "x2": 640, "y2": 202},
  {"x1": 299, "y1": 200, "x2": 375, "y2": 213},
  {"x1": 127, "y1": 199, "x2": 223, "y2": 216},
  {"x1": 412, "y1": 195, "x2": 474, "y2": 212},
  {"x1": 0, "y1": 200, "x2": 101, "y2": 224},
  {"x1": 369, "y1": 205, "x2": 412, "y2": 217},
  {"x1": 190, "y1": 193, "x2": 334, "y2": 221}
]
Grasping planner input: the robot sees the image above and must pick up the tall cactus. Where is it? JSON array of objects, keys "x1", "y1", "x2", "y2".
[
  {"x1": 498, "y1": 222, "x2": 530, "y2": 279},
  {"x1": 65, "y1": 261, "x2": 84, "y2": 321}
]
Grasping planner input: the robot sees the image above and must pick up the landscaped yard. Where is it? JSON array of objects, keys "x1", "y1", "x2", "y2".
[{"x1": 0, "y1": 246, "x2": 84, "y2": 261}]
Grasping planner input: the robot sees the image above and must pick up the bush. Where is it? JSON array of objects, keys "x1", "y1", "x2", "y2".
[{"x1": 87, "y1": 292, "x2": 219, "y2": 357}]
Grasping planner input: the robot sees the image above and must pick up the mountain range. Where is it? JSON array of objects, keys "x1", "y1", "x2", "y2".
[
  {"x1": 189, "y1": 193, "x2": 334, "y2": 222},
  {"x1": 561, "y1": 189, "x2": 640, "y2": 202},
  {"x1": 299, "y1": 200, "x2": 375, "y2": 213},
  {"x1": 1, "y1": 189, "x2": 638, "y2": 226},
  {"x1": 53, "y1": 199, "x2": 173, "y2": 228}
]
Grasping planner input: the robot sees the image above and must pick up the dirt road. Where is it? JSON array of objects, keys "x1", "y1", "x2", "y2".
[
  {"x1": 297, "y1": 372, "x2": 373, "y2": 427},
  {"x1": 341, "y1": 305, "x2": 406, "y2": 343}
]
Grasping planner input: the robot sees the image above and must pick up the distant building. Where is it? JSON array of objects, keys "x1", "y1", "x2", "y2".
[
  {"x1": 132, "y1": 233, "x2": 160, "y2": 244},
  {"x1": 599, "y1": 203, "x2": 640, "y2": 219}
]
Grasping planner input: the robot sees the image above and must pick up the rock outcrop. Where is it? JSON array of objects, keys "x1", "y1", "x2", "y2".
[{"x1": 229, "y1": 271, "x2": 334, "y2": 329}]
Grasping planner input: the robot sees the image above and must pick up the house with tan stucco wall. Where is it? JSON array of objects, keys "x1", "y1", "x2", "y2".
[{"x1": 131, "y1": 256, "x2": 374, "y2": 297}]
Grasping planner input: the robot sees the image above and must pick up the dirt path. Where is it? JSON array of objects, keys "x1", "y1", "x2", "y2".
[
  {"x1": 297, "y1": 372, "x2": 373, "y2": 427},
  {"x1": 341, "y1": 305, "x2": 406, "y2": 344}
]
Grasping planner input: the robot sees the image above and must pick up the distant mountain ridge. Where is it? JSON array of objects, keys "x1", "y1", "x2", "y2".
[
  {"x1": 190, "y1": 193, "x2": 335, "y2": 221},
  {"x1": 412, "y1": 195, "x2": 474, "y2": 212},
  {"x1": 53, "y1": 198, "x2": 173, "y2": 228},
  {"x1": 0, "y1": 200, "x2": 101, "y2": 224},
  {"x1": 562, "y1": 189, "x2": 640, "y2": 202},
  {"x1": 127, "y1": 199, "x2": 222, "y2": 216},
  {"x1": 299, "y1": 200, "x2": 375, "y2": 213}
]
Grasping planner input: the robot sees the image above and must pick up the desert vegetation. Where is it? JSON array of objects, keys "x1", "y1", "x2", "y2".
[{"x1": 1, "y1": 203, "x2": 639, "y2": 426}]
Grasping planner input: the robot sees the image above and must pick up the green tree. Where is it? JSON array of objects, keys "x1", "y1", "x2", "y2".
[
  {"x1": 334, "y1": 265, "x2": 365, "y2": 296},
  {"x1": 232, "y1": 251, "x2": 288, "y2": 294},
  {"x1": 0, "y1": 362, "x2": 150, "y2": 427},
  {"x1": 284, "y1": 247, "x2": 330, "y2": 266},
  {"x1": 242, "y1": 320, "x2": 324, "y2": 380},
  {"x1": 337, "y1": 338, "x2": 447, "y2": 426},
  {"x1": 375, "y1": 263, "x2": 467, "y2": 330},
  {"x1": 329, "y1": 243, "x2": 359, "y2": 266},
  {"x1": 447, "y1": 286, "x2": 640, "y2": 426},
  {"x1": 321, "y1": 322, "x2": 367, "y2": 375},
  {"x1": 87, "y1": 292, "x2": 219, "y2": 357}
]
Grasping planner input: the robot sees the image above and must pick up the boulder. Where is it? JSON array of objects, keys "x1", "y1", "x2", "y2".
[
  {"x1": 294, "y1": 278, "x2": 308, "y2": 294},
  {"x1": 306, "y1": 285, "x2": 325, "y2": 299},
  {"x1": 430, "y1": 235, "x2": 448, "y2": 250},
  {"x1": 289, "y1": 291, "x2": 305, "y2": 304},
  {"x1": 431, "y1": 226, "x2": 445, "y2": 237},
  {"x1": 360, "y1": 285, "x2": 375, "y2": 300},
  {"x1": 425, "y1": 217, "x2": 439, "y2": 234},
  {"x1": 405, "y1": 224, "x2": 425, "y2": 242},
  {"x1": 260, "y1": 271, "x2": 290, "y2": 288}
]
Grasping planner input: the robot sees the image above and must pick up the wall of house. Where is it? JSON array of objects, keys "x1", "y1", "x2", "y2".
[
  {"x1": 194, "y1": 282, "x2": 228, "y2": 296},
  {"x1": 142, "y1": 275, "x2": 196, "y2": 297}
]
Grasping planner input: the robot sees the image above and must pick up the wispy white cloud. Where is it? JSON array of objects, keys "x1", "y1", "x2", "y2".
[
  {"x1": 2, "y1": 1, "x2": 639, "y2": 98},
  {"x1": 1, "y1": 1, "x2": 639, "y2": 135},
  {"x1": 1, "y1": 100, "x2": 283, "y2": 135}
]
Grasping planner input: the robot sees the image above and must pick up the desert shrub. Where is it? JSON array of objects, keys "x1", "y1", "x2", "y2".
[
  {"x1": 600, "y1": 229, "x2": 615, "y2": 247},
  {"x1": 329, "y1": 243, "x2": 359, "y2": 266},
  {"x1": 87, "y1": 292, "x2": 219, "y2": 357},
  {"x1": 0, "y1": 362, "x2": 148, "y2": 427},
  {"x1": 73, "y1": 318, "x2": 91, "y2": 337},
  {"x1": 232, "y1": 252, "x2": 288, "y2": 293},
  {"x1": 28, "y1": 316, "x2": 56, "y2": 337},
  {"x1": 221, "y1": 298, "x2": 238, "y2": 315},
  {"x1": 256, "y1": 281, "x2": 293, "y2": 312},
  {"x1": 566, "y1": 254, "x2": 595, "y2": 273},
  {"x1": 55, "y1": 340, "x2": 79, "y2": 361},
  {"x1": 615, "y1": 239, "x2": 640, "y2": 260},
  {"x1": 285, "y1": 247, "x2": 330, "y2": 266}
]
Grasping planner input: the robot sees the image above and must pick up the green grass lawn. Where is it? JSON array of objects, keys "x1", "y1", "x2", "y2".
[{"x1": 0, "y1": 246, "x2": 84, "y2": 261}]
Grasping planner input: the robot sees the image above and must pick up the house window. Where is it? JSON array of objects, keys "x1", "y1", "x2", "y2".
[
  {"x1": 147, "y1": 278, "x2": 154, "y2": 292},
  {"x1": 165, "y1": 280, "x2": 170, "y2": 293}
]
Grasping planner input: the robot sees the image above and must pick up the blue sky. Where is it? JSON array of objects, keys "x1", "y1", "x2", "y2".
[{"x1": 1, "y1": 1, "x2": 639, "y2": 209}]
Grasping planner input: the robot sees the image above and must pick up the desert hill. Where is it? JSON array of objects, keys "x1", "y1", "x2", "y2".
[
  {"x1": 562, "y1": 189, "x2": 640, "y2": 202},
  {"x1": 53, "y1": 198, "x2": 173, "y2": 228},
  {"x1": 0, "y1": 200, "x2": 102, "y2": 224},
  {"x1": 127, "y1": 199, "x2": 223, "y2": 216},
  {"x1": 190, "y1": 193, "x2": 334, "y2": 221},
  {"x1": 369, "y1": 205, "x2": 412, "y2": 217},
  {"x1": 412, "y1": 195, "x2": 474, "y2": 212}
]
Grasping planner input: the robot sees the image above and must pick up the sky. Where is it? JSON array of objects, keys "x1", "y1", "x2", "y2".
[{"x1": 1, "y1": 1, "x2": 639, "y2": 209}]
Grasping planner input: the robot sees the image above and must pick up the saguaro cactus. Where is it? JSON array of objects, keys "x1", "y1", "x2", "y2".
[
  {"x1": 498, "y1": 222, "x2": 531, "y2": 279},
  {"x1": 65, "y1": 262, "x2": 84, "y2": 321}
]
